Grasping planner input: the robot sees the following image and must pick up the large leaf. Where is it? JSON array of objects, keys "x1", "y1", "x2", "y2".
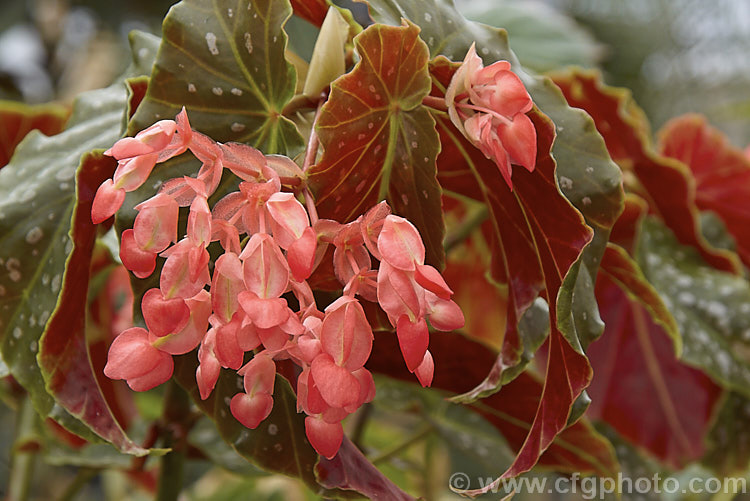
[
  {"x1": 637, "y1": 217, "x2": 750, "y2": 396},
  {"x1": 172, "y1": 355, "x2": 412, "y2": 499},
  {"x1": 36, "y1": 152, "x2": 152, "y2": 455},
  {"x1": 367, "y1": 331, "x2": 619, "y2": 480},
  {"x1": 290, "y1": 0, "x2": 329, "y2": 26},
  {"x1": 0, "y1": 33, "x2": 157, "y2": 448},
  {"x1": 586, "y1": 244, "x2": 722, "y2": 468},
  {"x1": 358, "y1": 0, "x2": 624, "y2": 231},
  {"x1": 0, "y1": 100, "x2": 69, "y2": 168},
  {"x1": 131, "y1": 0, "x2": 304, "y2": 155},
  {"x1": 458, "y1": 0, "x2": 603, "y2": 72},
  {"x1": 306, "y1": 21, "x2": 445, "y2": 267},
  {"x1": 658, "y1": 114, "x2": 750, "y2": 268},
  {"x1": 550, "y1": 69, "x2": 742, "y2": 275}
]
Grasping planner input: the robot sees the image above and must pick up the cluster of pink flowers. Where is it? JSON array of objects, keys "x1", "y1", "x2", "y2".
[
  {"x1": 93, "y1": 110, "x2": 464, "y2": 459},
  {"x1": 446, "y1": 43, "x2": 537, "y2": 189}
]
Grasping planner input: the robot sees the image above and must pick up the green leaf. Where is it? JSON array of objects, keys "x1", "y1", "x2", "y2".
[
  {"x1": 702, "y1": 392, "x2": 750, "y2": 477},
  {"x1": 458, "y1": 0, "x2": 603, "y2": 72},
  {"x1": 0, "y1": 34, "x2": 157, "y2": 449},
  {"x1": 306, "y1": 21, "x2": 445, "y2": 268},
  {"x1": 360, "y1": 0, "x2": 624, "y2": 231},
  {"x1": 637, "y1": 217, "x2": 750, "y2": 396},
  {"x1": 131, "y1": 0, "x2": 304, "y2": 156}
]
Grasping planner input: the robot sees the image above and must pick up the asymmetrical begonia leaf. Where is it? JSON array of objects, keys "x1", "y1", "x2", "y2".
[
  {"x1": 360, "y1": 0, "x2": 624, "y2": 230},
  {"x1": 0, "y1": 100, "x2": 70, "y2": 168},
  {"x1": 551, "y1": 69, "x2": 742, "y2": 275},
  {"x1": 658, "y1": 114, "x2": 750, "y2": 268},
  {"x1": 131, "y1": 0, "x2": 304, "y2": 156},
  {"x1": 586, "y1": 243, "x2": 722, "y2": 467},
  {"x1": 0, "y1": 34, "x2": 157, "y2": 450},
  {"x1": 367, "y1": 331, "x2": 619, "y2": 479},
  {"x1": 172, "y1": 355, "x2": 411, "y2": 499},
  {"x1": 637, "y1": 217, "x2": 750, "y2": 396},
  {"x1": 306, "y1": 22, "x2": 445, "y2": 268},
  {"x1": 37, "y1": 152, "x2": 154, "y2": 455}
]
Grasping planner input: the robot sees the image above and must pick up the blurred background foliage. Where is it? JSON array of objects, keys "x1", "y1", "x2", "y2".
[{"x1": 0, "y1": 0, "x2": 749, "y2": 499}]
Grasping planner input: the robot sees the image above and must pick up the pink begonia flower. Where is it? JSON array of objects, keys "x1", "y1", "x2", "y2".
[
  {"x1": 446, "y1": 43, "x2": 536, "y2": 190},
  {"x1": 97, "y1": 109, "x2": 465, "y2": 461},
  {"x1": 104, "y1": 327, "x2": 173, "y2": 391}
]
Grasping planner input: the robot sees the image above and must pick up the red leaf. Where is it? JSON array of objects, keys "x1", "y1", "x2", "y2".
[
  {"x1": 550, "y1": 69, "x2": 741, "y2": 274},
  {"x1": 316, "y1": 437, "x2": 415, "y2": 500},
  {"x1": 587, "y1": 244, "x2": 722, "y2": 467},
  {"x1": 307, "y1": 21, "x2": 445, "y2": 267},
  {"x1": 367, "y1": 330, "x2": 618, "y2": 477},
  {"x1": 658, "y1": 114, "x2": 750, "y2": 268},
  {"x1": 291, "y1": 0, "x2": 329, "y2": 26},
  {"x1": 431, "y1": 61, "x2": 593, "y2": 481},
  {"x1": 0, "y1": 101, "x2": 69, "y2": 168},
  {"x1": 38, "y1": 152, "x2": 148, "y2": 455}
]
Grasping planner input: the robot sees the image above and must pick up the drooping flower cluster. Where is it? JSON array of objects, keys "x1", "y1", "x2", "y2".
[
  {"x1": 446, "y1": 43, "x2": 537, "y2": 189},
  {"x1": 95, "y1": 110, "x2": 464, "y2": 459}
]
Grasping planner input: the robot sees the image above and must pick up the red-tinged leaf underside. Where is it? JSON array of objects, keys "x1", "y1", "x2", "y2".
[
  {"x1": 316, "y1": 438, "x2": 414, "y2": 501},
  {"x1": 431, "y1": 61, "x2": 594, "y2": 482},
  {"x1": 37, "y1": 152, "x2": 148, "y2": 455},
  {"x1": 291, "y1": 0, "x2": 328, "y2": 26},
  {"x1": 587, "y1": 245, "x2": 722, "y2": 468},
  {"x1": 307, "y1": 22, "x2": 445, "y2": 268},
  {"x1": 658, "y1": 114, "x2": 750, "y2": 268},
  {"x1": 0, "y1": 101, "x2": 69, "y2": 168},
  {"x1": 367, "y1": 331, "x2": 619, "y2": 478},
  {"x1": 550, "y1": 69, "x2": 741, "y2": 274}
]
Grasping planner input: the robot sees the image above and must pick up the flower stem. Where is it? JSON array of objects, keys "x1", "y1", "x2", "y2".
[
  {"x1": 8, "y1": 396, "x2": 38, "y2": 501},
  {"x1": 370, "y1": 424, "x2": 433, "y2": 465},
  {"x1": 422, "y1": 95, "x2": 448, "y2": 112},
  {"x1": 155, "y1": 380, "x2": 192, "y2": 501},
  {"x1": 302, "y1": 99, "x2": 325, "y2": 225}
]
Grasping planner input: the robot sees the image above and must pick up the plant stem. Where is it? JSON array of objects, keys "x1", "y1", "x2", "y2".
[
  {"x1": 349, "y1": 403, "x2": 372, "y2": 450},
  {"x1": 422, "y1": 95, "x2": 448, "y2": 112},
  {"x1": 370, "y1": 425, "x2": 433, "y2": 465},
  {"x1": 155, "y1": 380, "x2": 192, "y2": 501},
  {"x1": 57, "y1": 468, "x2": 99, "y2": 501},
  {"x1": 7, "y1": 396, "x2": 39, "y2": 501},
  {"x1": 444, "y1": 204, "x2": 489, "y2": 253}
]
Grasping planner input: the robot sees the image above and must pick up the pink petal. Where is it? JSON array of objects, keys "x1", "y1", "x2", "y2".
[
  {"x1": 214, "y1": 314, "x2": 244, "y2": 370},
  {"x1": 257, "y1": 325, "x2": 288, "y2": 351},
  {"x1": 237, "y1": 316, "x2": 261, "y2": 351},
  {"x1": 376, "y1": 261, "x2": 424, "y2": 325},
  {"x1": 153, "y1": 290, "x2": 211, "y2": 355},
  {"x1": 126, "y1": 353, "x2": 173, "y2": 392},
  {"x1": 187, "y1": 196, "x2": 212, "y2": 247},
  {"x1": 414, "y1": 350, "x2": 434, "y2": 387},
  {"x1": 211, "y1": 252, "x2": 244, "y2": 323},
  {"x1": 240, "y1": 233, "x2": 290, "y2": 299},
  {"x1": 230, "y1": 392, "x2": 274, "y2": 429},
  {"x1": 377, "y1": 215, "x2": 425, "y2": 270},
  {"x1": 426, "y1": 293, "x2": 465, "y2": 331},
  {"x1": 160, "y1": 242, "x2": 210, "y2": 298},
  {"x1": 197, "y1": 329, "x2": 220, "y2": 400},
  {"x1": 91, "y1": 179, "x2": 125, "y2": 224},
  {"x1": 112, "y1": 153, "x2": 159, "y2": 192},
  {"x1": 320, "y1": 297, "x2": 373, "y2": 370},
  {"x1": 305, "y1": 416, "x2": 343, "y2": 459},
  {"x1": 119, "y1": 229, "x2": 157, "y2": 278},
  {"x1": 310, "y1": 353, "x2": 360, "y2": 409},
  {"x1": 361, "y1": 201, "x2": 391, "y2": 259},
  {"x1": 287, "y1": 226, "x2": 317, "y2": 281},
  {"x1": 104, "y1": 327, "x2": 161, "y2": 380},
  {"x1": 497, "y1": 113, "x2": 537, "y2": 173},
  {"x1": 240, "y1": 353, "x2": 276, "y2": 395},
  {"x1": 133, "y1": 194, "x2": 180, "y2": 252},
  {"x1": 266, "y1": 192, "x2": 310, "y2": 249},
  {"x1": 141, "y1": 288, "x2": 190, "y2": 337},
  {"x1": 219, "y1": 142, "x2": 265, "y2": 181},
  {"x1": 396, "y1": 316, "x2": 429, "y2": 372},
  {"x1": 238, "y1": 294, "x2": 290, "y2": 330},
  {"x1": 415, "y1": 264, "x2": 453, "y2": 299},
  {"x1": 333, "y1": 243, "x2": 371, "y2": 286}
]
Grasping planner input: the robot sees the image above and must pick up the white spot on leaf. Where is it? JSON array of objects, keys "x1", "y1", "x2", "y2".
[{"x1": 205, "y1": 32, "x2": 219, "y2": 55}]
